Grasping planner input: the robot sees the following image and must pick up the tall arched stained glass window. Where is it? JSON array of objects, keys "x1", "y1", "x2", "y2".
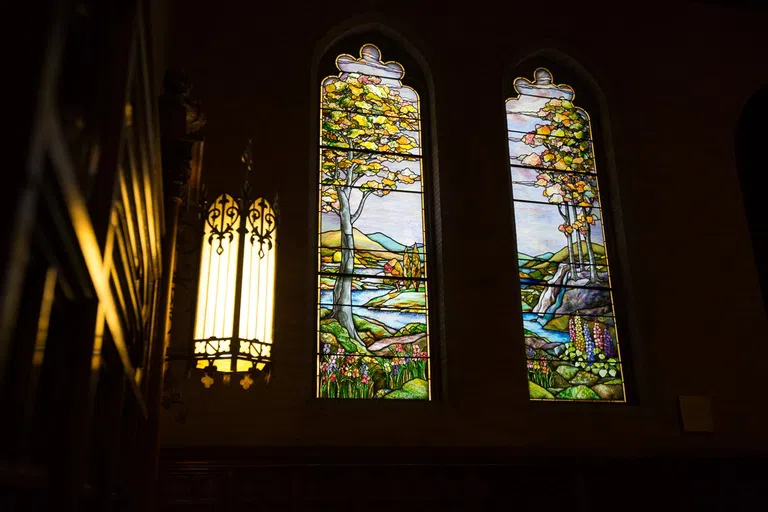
[
  {"x1": 317, "y1": 44, "x2": 431, "y2": 400},
  {"x1": 506, "y1": 69, "x2": 626, "y2": 402}
]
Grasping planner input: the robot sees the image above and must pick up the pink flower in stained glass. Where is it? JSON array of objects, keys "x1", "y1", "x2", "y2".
[
  {"x1": 358, "y1": 75, "x2": 381, "y2": 85},
  {"x1": 545, "y1": 184, "x2": 562, "y2": 195},
  {"x1": 520, "y1": 153, "x2": 542, "y2": 167},
  {"x1": 545, "y1": 185, "x2": 564, "y2": 203}
]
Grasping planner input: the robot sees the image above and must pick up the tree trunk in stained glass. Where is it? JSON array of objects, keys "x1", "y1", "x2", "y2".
[
  {"x1": 573, "y1": 204, "x2": 584, "y2": 271},
  {"x1": 584, "y1": 217, "x2": 598, "y2": 281},
  {"x1": 560, "y1": 204, "x2": 576, "y2": 275},
  {"x1": 330, "y1": 186, "x2": 369, "y2": 353}
]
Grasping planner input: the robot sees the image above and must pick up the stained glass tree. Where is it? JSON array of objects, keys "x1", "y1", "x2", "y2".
[
  {"x1": 317, "y1": 44, "x2": 430, "y2": 399},
  {"x1": 507, "y1": 68, "x2": 625, "y2": 401}
]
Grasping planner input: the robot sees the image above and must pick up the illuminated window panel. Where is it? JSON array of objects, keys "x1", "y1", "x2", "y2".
[
  {"x1": 317, "y1": 44, "x2": 431, "y2": 399},
  {"x1": 506, "y1": 69, "x2": 626, "y2": 402}
]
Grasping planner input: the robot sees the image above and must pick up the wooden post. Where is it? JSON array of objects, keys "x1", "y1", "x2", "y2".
[{"x1": 143, "y1": 69, "x2": 206, "y2": 509}]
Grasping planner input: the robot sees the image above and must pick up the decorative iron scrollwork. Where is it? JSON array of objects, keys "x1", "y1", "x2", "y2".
[
  {"x1": 247, "y1": 197, "x2": 277, "y2": 258},
  {"x1": 205, "y1": 194, "x2": 239, "y2": 255}
]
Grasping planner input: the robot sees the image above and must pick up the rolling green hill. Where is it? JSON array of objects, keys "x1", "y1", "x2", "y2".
[
  {"x1": 519, "y1": 251, "x2": 554, "y2": 263},
  {"x1": 549, "y1": 242, "x2": 606, "y2": 263},
  {"x1": 320, "y1": 229, "x2": 400, "y2": 260},
  {"x1": 520, "y1": 244, "x2": 606, "y2": 270}
]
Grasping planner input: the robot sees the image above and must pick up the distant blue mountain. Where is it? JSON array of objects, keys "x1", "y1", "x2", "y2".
[
  {"x1": 534, "y1": 252, "x2": 555, "y2": 261},
  {"x1": 367, "y1": 232, "x2": 406, "y2": 252}
]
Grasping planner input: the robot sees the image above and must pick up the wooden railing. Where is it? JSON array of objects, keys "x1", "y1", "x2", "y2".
[{"x1": 1, "y1": 1, "x2": 170, "y2": 509}]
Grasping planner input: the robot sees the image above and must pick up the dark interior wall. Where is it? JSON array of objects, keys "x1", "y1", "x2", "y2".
[
  {"x1": 159, "y1": 1, "x2": 768, "y2": 452},
  {"x1": 735, "y1": 87, "x2": 768, "y2": 314}
]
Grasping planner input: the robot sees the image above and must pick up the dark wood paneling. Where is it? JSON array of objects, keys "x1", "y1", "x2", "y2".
[{"x1": 159, "y1": 450, "x2": 768, "y2": 511}]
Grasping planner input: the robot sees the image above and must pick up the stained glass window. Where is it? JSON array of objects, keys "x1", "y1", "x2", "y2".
[
  {"x1": 317, "y1": 44, "x2": 430, "y2": 399},
  {"x1": 506, "y1": 69, "x2": 626, "y2": 402}
]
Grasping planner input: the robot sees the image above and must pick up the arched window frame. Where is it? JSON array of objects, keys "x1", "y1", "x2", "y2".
[
  {"x1": 313, "y1": 34, "x2": 440, "y2": 401},
  {"x1": 504, "y1": 59, "x2": 634, "y2": 403}
]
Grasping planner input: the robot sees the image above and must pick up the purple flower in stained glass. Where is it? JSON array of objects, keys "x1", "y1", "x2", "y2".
[{"x1": 584, "y1": 321, "x2": 595, "y2": 365}]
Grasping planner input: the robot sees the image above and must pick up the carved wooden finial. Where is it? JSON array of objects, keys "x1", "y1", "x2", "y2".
[{"x1": 158, "y1": 69, "x2": 207, "y2": 202}]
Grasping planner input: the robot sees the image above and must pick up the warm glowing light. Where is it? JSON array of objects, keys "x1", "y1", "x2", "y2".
[
  {"x1": 240, "y1": 374, "x2": 254, "y2": 389},
  {"x1": 192, "y1": 194, "x2": 277, "y2": 378},
  {"x1": 193, "y1": 194, "x2": 240, "y2": 344},
  {"x1": 239, "y1": 198, "x2": 277, "y2": 360}
]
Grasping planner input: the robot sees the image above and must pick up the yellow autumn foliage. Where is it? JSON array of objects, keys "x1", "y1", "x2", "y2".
[
  {"x1": 366, "y1": 84, "x2": 385, "y2": 97},
  {"x1": 352, "y1": 114, "x2": 370, "y2": 127}
]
